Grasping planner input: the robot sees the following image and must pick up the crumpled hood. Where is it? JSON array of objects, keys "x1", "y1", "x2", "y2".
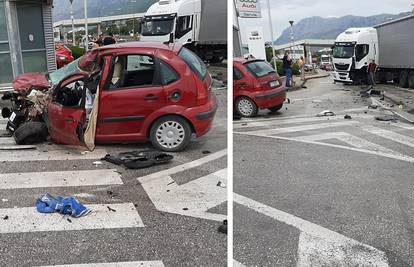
[{"x1": 12, "y1": 72, "x2": 50, "y2": 94}]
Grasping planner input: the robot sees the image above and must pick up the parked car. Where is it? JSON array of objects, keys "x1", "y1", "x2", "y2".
[
  {"x1": 233, "y1": 58, "x2": 286, "y2": 117},
  {"x1": 4, "y1": 42, "x2": 217, "y2": 152},
  {"x1": 55, "y1": 44, "x2": 74, "y2": 69}
]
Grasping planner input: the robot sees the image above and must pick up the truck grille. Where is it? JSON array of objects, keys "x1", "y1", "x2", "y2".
[{"x1": 334, "y1": 64, "x2": 350, "y2": 71}]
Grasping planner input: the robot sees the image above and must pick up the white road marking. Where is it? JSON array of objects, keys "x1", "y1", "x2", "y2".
[
  {"x1": 0, "y1": 137, "x2": 15, "y2": 145},
  {"x1": 39, "y1": 261, "x2": 165, "y2": 267},
  {"x1": 235, "y1": 132, "x2": 414, "y2": 163},
  {"x1": 233, "y1": 260, "x2": 247, "y2": 267},
  {"x1": 0, "y1": 148, "x2": 107, "y2": 162},
  {"x1": 138, "y1": 149, "x2": 227, "y2": 184},
  {"x1": 296, "y1": 132, "x2": 406, "y2": 157},
  {"x1": 239, "y1": 121, "x2": 358, "y2": 136},
  {"x1": 0, "y1": 145, "x2": 36, "y2": 150},
  {"x1": 234, "y1": 194, "x2": 389, "y2": 266},
  {"x1": 139, "y1": 169, "x2": 227, "y2": 221},
  {"x1": 0, "y1": 169, "x2": 123, "y2": 189},
  {"x1": 0, "y1": 203, "x2": 144, "y2": 234},
  {"x1": 361, "y1": 125, "x2": 414, "y2": 149}
]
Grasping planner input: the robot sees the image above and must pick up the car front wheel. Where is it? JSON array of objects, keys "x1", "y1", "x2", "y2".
[
  {"x1": 235, "y1": 97, "x2": 258, "y2": 117},
  {"x1": 150, "y1": 116, "x2": 192, "y2": 152}
]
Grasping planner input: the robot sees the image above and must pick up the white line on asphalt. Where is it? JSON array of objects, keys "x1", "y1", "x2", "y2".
[
  {"x1": 39, "y1": 261, "x2": 165, "y2": 267},
  {"x1": 296, "y1": 132, "x2": 406, "y2": 158},
  {"x1": 138, "y1": 149, "x2": 227, "y2": 184},
  {"x1": 139, "y1": 169, "x2": 227, "y2": 222},
  {"x1": 239, "y1": 121, "x2": 358, "y2": 136},
  {"x1": 0, "y1": 148, "x2": 107, "y2": 162},
  {"x1": 233, "y1": 260, "x2": 247, "y2": 267},
  {"x1": 0, "y1": 145, "x2": 36, "y2": 150},
  {"x1": 0, "y1": 203, "x2": 144, "y2": 234},
  {"x1": 0, "y1": 137, "x2": 14, "y2": 145},
  {"x1": 0, "y1": 169, "x2": 123, "y2": 189},
  {"x1": 235, "y1": 132, "x2": 414, "y2": 163},
  {"x1": 361, "y1": 125, "x2": 414, "y2": 149},
  {"x1": 234, "y1": 194, "x2": 389, "y2": 266}
]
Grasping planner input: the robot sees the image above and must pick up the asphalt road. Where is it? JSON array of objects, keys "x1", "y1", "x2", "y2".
[
  {"x1": 0, "y1": 66, "x2": 228, "y2": 267},
  {"x1": 234, "y1": 75, "x2": 414, "y2": 266}
]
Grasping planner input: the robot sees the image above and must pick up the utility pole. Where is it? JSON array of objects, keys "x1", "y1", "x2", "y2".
[
  {"x1": 69, "y1": 0, "x2": 75, "y2": 45},
  {"x1": 267, "y1": 0, "x2": 277, "y2": 72},
  {"x1": 84, "y1": 0, "x2": 88, "y2": 51},
  {"x1": 289, "y1": 20, "x2": 294, "y2": 59}
]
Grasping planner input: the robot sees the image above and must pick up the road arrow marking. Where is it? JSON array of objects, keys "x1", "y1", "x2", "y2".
[
  {"x1": 234, "y1": 194, "x2": 389, "y2": 266},
  {"x1": 139, "y1": 169, "x2": 227, "y2": 222}
]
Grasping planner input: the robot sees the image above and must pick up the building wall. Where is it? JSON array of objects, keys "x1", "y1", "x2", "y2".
[{"x1": 0, "y1": 0, "x2": 55, "y2": 87}]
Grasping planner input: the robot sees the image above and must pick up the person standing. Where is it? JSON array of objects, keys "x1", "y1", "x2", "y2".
[
  {"x1": 367, "y1": 59, "x2": 377, "y2": 89},
  {"x1": 283, "y1": 51, "x2": 292, "y2": 87},
  {"x1": 299, "y1": 56, "x2": 305, "y2": 81}
]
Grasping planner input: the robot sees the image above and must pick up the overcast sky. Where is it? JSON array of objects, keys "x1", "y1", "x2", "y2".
[{"x1": 238, "y1": 0, "x2": 413, "y2": 43}]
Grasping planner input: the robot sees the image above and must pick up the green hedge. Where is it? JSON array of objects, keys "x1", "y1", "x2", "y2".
[
  {"x1": 270, "y1": 61, "x2": 300, "y2": 76},
  {"x1": 68, "y1": 46, "x2": 86, "y2": 59}
]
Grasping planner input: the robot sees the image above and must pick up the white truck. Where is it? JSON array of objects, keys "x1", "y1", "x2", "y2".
[
  {"x1": 332, "y1": 14, "x2": 414, "y2": 88},
  {"x1": 140, "y1": 0, "x2": 227, "y2": 62}
]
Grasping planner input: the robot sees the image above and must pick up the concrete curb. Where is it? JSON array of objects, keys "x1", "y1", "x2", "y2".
[
  {"x1": 287, "y1": 73, "x2": 331, "y2": 92},
  {"x1": 371, "y1": 97, "x2": 414, "y2": 124}
]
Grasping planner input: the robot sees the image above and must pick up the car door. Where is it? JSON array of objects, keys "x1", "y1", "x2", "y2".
[
  {"x1": 96, "y1": 52, "x2": 166, "y2": 140},
  {"x1": 233, "y1": 66, "x2": 249, "y2": 98},
  {"x1": 47, "y1": 73, "x2": 87, "y2": 146}
]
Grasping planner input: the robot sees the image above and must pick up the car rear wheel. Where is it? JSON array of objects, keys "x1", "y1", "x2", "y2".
[
  {"x1": 268, "y1": 104, "x2": 283, "y2": 113},
  {"x1": 150, "y1": 116, "x2": 192, "y2": 152},
  {"x1": 13, "y1": 121, "x2": 48, "y2": 145},
  {"x1": 235, "y1": 97, "x2": 258, "y2": 117}
]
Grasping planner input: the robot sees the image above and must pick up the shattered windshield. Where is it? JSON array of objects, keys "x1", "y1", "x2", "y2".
[
  {"x1": 48, "y1": 58, "x2": 80, "y2": 85},
  {"x1": 333, "y1": 45, "x2": 354, "y2": 59},
  {"x1": 142, "y1": 18, "x2": 174, "y2": 36}
]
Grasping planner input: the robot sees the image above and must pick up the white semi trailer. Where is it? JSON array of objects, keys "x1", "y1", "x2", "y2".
[
  {"x1": 332, "y1": 14, "x2": 414, "y2": 88},
  {"x1": 141, "y1": 0, "x2": 227, "y2": 62}
]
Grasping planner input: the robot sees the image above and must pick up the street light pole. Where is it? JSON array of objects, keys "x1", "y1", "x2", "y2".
[
  {"x1": 267, "y1": 0, "x2": 277, "y2": 72},
  {"x1": 289, "y1": 20, "x2": 294, "y2": 59},
  {"x1": 84, "y1": 0, "x2": 89, "y2": 51},
  {"x1": 69, "y1": 0, "x2": 75, "y2": 45}
]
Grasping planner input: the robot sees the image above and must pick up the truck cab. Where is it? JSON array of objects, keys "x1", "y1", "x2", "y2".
[
  {"x1": 141, "y1": 0, "x2": 201, "y2": 45},
  {"x1": 332, "y1": 28, "x2": 378, "y2": 84}
]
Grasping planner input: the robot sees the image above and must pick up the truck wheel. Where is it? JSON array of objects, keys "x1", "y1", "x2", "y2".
[
  {"x1": 235, "y1": 97, "x2": 258, "y2": 117},
  {"x1": 268, "y1": 104, "x2": 283, "y2": 113},
  {"x1": 399, "y1": 71, "x2": 409, "y2": 88},
  {"x1": 408, "y1": 71, "x2": 414, "y2": 89},
  {"x1": 150, "y1": 116, "x2": 192, "y2": 152},
  {"x1": 13, "y1": 121, "x2": 48, "y2": 145}
]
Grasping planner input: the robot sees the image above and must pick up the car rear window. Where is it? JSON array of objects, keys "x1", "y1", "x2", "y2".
[
  {"x1": 244, "y1": 60, "x2": 276, "y2": 78},
  {"x1": 178, "y1": 47, "x2": 208, "y2": 80}
]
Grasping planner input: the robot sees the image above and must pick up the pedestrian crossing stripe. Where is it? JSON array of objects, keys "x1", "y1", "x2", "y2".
[
  {"x1": 0, "y1": 137, "x2": 15, "y2": 145},
  {"x1": 0, "y1": 147, "x2": 107, "y2": 162},
  {"x1": 0, "y1": 169, "x2": 123, "y2": 189},
  {"x1": 360, "y1": 125, "x2": 414, "y2": 149},
  {"x1": 39, "y1": 261, "x2": 165, "y2": 267},
  {"x1": 0, "y1": 203, "x2": 144, "y2": 234}
]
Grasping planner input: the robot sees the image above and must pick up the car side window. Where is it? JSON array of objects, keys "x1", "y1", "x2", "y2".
[
  {"x1": 176, "y1": 16, "x2": 193, "y2": 39},
  {"x1": 159, "y1": 60, "x2": 179, "y2": 85},
  {"x1": 109, "y1": 55, "x2": 156, "y2": 89},
  {"x1": 233, "y1": 67, "x2": 244, "y2": 80}
]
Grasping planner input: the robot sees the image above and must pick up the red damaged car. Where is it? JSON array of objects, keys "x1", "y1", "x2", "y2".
[
  {"x1": 3, "y1": 42, "x2": 217, "y2": 152},
  {"x1": 233, "y1": 58, "x2": 286, "y2": 117}
]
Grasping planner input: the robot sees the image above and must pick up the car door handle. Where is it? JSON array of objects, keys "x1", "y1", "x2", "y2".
[
  {"x1": 144, "y1": 94, "x2": 159, "y2": 100},
  {"x1": 239, "y1": 83, "x2": 248, "y2": 89}
]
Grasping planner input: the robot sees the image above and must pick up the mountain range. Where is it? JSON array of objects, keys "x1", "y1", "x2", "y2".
[
  {"x1": 275, "y1": 12, "x2": 412, "y2": 45},
  {"x1": 52, "y1": 0, "x2": 157, "y2": 22}
]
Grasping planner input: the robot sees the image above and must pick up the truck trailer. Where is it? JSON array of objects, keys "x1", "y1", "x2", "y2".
[
  {"x1": 332, "y1": 13, "x2": 414, "y2": 88},
  {"x1": 140, "y1": 0, "x2": 227, "y2": 62}
]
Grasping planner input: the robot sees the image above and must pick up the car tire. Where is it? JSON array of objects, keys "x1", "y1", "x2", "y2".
[
  {"x1": 235, "y1": 97, "x2": 258, "y2": 117},
  {"x1": 150, "y1": 116, "x2": 192, "y2": 152},
  {"x1": 13, "y1": 121, "x2": 48, "y2": 145},
  {"x1": 268, "y1": 104, "x2": 283, "y2": 113}
]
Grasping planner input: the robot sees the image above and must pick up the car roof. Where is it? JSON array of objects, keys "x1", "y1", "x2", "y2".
[
  {"x1": 234, "y1": 57, "x2": 265, "y2": 64},
  {"x1": 95, "y1": 41, "x2": 183, "y2": 54}
]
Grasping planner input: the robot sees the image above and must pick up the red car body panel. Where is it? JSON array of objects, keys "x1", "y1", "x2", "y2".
[
  {"x1": 233, "y1": 57, "x2": 286, "y2": 110},
  {"x1": 56, "y1": 44, "x2": 74, "y2": 69},
  {"x1": 12, "y1": 72, "x2": 50, "y2": 94},
  {"x1": 45, "y1": 42, "x2": 216, "y2": 146}
]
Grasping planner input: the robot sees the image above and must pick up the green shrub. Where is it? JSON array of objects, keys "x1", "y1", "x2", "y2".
[
  {"x1": 291, "y1": 63, "x2": 300, "y2": 75},
  {"x1": 69, "y1": 46, "x2": 86, "y2": 59}
]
